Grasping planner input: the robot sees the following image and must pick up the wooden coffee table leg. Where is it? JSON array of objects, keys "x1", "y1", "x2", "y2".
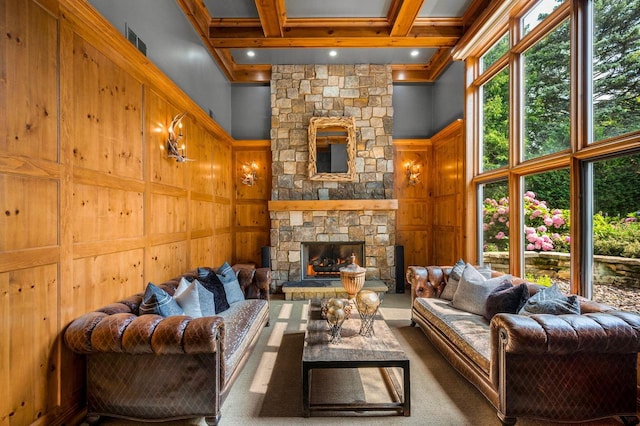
[{"x1": 403, "y1": 360, "x2": 411, "y2": 416}]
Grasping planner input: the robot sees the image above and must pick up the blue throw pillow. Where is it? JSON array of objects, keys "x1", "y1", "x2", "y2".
[
  {"x1": 484, "y1": 282, "x2": 529, "y2": 321},
  {"x1": 217, "y1": 262, "x2": 245, "y2": 305},
  {"x1": 139, "y1": 282, "x2": 184, "y2": 317}
]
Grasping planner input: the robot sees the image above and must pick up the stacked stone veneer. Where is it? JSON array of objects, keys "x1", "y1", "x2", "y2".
[{"x1": 269, "y1": 64, "x2": 396, "y2": 290}]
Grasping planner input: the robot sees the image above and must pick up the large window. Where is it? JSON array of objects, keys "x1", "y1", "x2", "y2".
[
  {"x1": 588, "y1": 154, "x2": 640, "y2": 313},
  {"x1": 467, "y1": 0, "x2": 640, "y2": 308},
  {"x1": 523, "y1": 20, "x2": 570, "y2": 161},
  {"x1": 592, "y1": 0, "x2": 640, "y2": 141}
]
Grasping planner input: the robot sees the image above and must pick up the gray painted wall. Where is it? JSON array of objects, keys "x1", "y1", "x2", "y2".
[
  {"x1": 231, "y1": 84, "x2": 271, "y2": 140},
  {"x1": 392, "y1": 84, "x2": 434, "y2": 138},
  {"x1": 89, "y1": 0, "x2": 232, "y2": 134},
  {"x1": 432, "y1": 61, "x2": 465, "y2": 133}
]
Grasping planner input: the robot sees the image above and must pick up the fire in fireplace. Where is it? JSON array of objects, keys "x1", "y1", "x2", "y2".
[{"x1": 302, "y1": 242, "x2": 364, "y2": 279}]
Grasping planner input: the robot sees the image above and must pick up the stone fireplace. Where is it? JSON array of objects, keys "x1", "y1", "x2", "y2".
[{"x1": 268, "y1": 64, "x2": 396, "y2": 291}]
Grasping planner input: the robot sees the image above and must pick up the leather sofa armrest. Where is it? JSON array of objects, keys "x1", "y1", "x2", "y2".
[
  {"x1": 407, "y1": 265, "x2": 447, "y2": 299},
  {"x1": 64, "y1": 312, "x2": 224, "y2": 356},
  {"x1": 236, "y1": 266, "x2": 270, "y2": 300}
]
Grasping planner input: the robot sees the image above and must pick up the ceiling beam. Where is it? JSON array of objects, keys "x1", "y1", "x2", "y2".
[
  {"x1": 389, "y1": 0, "x2": 425, "y2": 37},
  {"x1": 423, "y1": 47, "x2": 453, "y2": 81},
  {"x1": 254, "y1": 0, "x2": 285, "y2": 37}
]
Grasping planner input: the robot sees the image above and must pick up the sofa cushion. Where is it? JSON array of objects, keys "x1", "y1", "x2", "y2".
[
  {"x1": 413, "y1": 297, "x2": 491, "y2": 372},
  {"x1": 519, "y1": 283, "x2": 581, "y2": 315},
  {"x1": 484, "y1": 282, "x2": 529, "y2": 321},
  {"x1": 216, "y1": 299, "x2": 269, "y2": 383},
  {"x1": 139, "y1": 283, "x2": 184, "y2": 317},
  {"x1": 452, "y1": 264, "x2": 512, "y2": 315},
  {"x1": 217, "y1": 262, "x2": 246, "y2": 305}
]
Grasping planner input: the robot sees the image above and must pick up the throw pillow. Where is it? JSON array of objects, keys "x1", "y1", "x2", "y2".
[
  {"x1": 519, "y1": 283, "x2": 581, "y2": 315},
  {"x1": 198, "y1": 270, "x2": 230, "y2": 314},
  {"x1": 173, "y1": 277, "x2": 216, "y2": 317},
  {"x1": 217, "y1": 262, "x2": 245, "y2": 305},
  {"x1": 483, "y1": 282, "x2": 530, "y2": 321},
  {"x1": 441, "y1": 259, "x2": 466, "y2": 300},
  {"x1": 140, "y1": 282, "x2": 184, "y2": 317},
  {"x1": 451, "y1": 263, "x2": 512, "y2": 315}
]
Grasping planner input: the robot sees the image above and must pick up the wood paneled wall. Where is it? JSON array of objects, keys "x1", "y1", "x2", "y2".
[
  {"x1": 233, "y1": 141, "x2": 271, "y2": 265},
  {"x1": 1, "y1": 0, "x2": 235, "y2": 424},
  {"x1": 431, "y1": 120, "x2": 465, "y2": 265},
  {"x1": 394, "y1": 139, "x2": 432, "y2": 281}
]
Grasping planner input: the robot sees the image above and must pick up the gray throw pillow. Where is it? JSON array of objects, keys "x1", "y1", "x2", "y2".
[
  {"x1": 173, "y1": 277, "x2": 216, "y2": 317},
  {"x1": 217, "y1": 262, "x2": 246, "y2": 305},
  {"x1": 441, "y1": 259, "x2": 466, "y2": 300},
  {"x1": 140, "y1": 282, "x2": 184, "y2": 317},
  {"x1": 449, "y1": 259, "x2": 466, "y2": 281},
  {"x1": 519, "y1": 283, "x2": 581, "y2": 315},
  {"x1": 451, "y1": 264, "x2": 512, "y2": 315}
]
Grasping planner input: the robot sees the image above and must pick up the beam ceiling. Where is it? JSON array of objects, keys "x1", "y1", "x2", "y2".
[{"x1": 177, "y1": 0, "x2": 491, "y2": 83}]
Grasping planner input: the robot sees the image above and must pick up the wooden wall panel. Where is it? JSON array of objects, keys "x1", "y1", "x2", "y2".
[
  {"x1": 235, "y1": 231, "x2": 269, "y2": 264},
  {"x1": 236, "y1": 202, "x2": 269, "y2": 228},
  {"x1": 431, "y1": 120, "x2": 465, "y2": 266},
  {"x1": 147, "y1": 242, "x2": 188, "y2": 285},
  {"x1": 67, "y1": 250, "x2": 144, "y2": 322},
  {"x1": 72, "y1": 183, "x2": 144, "y2": 242},
  {"x1": 0, "y1": 264, "x2": 58, "y2": 426},
  {"x1": 190, "y1": 236, "x2": 214, "y2": 268},
  {"x1": 3, "y1": 0, "x2": 58, "y2": 162},
  {"x1": 149, "y1": 192, "x2": 188, "y2": 235},
  {"x1": 1, "y1": 1, "x2": 239, "y2": 424},
  {"x1": 393, "y1": 140, "x2": 432, "y2": 277},
  {"x1": 70, "y1": 34, "x2": 143, "y2": 179},
  {"x1": 0, "y1": 175, "x2": 58, "y2": 251}
]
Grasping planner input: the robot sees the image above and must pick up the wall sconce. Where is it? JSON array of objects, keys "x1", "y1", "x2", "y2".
[
  {"x1": 167, "y1": 112, "x2": 193, "y2": 162},
  {"x1": 405, "y1": 160, "x2": 422, "y2": 186},
  {"x1": 241, "y1": 162, "x2": 258, "y2": 186}
]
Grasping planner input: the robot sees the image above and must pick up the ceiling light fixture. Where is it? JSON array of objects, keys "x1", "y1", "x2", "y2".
[
  {"x1": 329, "y1": 50, "x2": 337, "y2": 57},
  {"x1": 411, "y1": 50, "x2": 419, "y2": 57},
  {"x1": 247, "y1": 50, "x2": 255, "y2": 57}
]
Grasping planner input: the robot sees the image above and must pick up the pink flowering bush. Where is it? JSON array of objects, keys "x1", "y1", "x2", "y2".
[{"x1": 483, "y1": 191, "x2": 570, "y2": 252}]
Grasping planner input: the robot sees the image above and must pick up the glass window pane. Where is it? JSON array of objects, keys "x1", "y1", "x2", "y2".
[
  {"x1": 590, "y1": 154, "x2": 640, "y2": 313},
  {"x1": 480, "y1": 180, "x2": 510, "y2": 273},
  {"x1": 523, "y1": 169, "x2": 570, "y2": 287},
  {"x1": 480, "y1": 33, "x2": 509, "y2": 73},
  {"x1": 592, "y1": 0, "x2": 640, "y2": 142},
  {"x1": 523, "y1": 20, "x2": 570, "y2": 161},
  {"x1": 522, "y1": 0, "x2": 565, "y2": 36},
  {"x1": 481, "y1": 67, "x2": 509, "y2": 172}
]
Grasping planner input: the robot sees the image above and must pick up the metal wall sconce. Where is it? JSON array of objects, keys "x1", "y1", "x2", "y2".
[
  {"x1": 405, "y1": 160, "x2": 422, "y2": 186},
  {"x1": 241, "y1": 162, "x2": 258, "y2": 186},
  {"x1": 167, "y1": 112, "x2": 193, "y2": 162}
]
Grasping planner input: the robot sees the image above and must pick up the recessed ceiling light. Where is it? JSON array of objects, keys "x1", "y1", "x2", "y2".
[
  {"x1": 410, "y1": 50, "x2": 419, "y2": 57},
  {"x1": 247, "y1": 51, "x2": 255, "y2": 57},
  {"x1": 329, "y1": 50, "x2": 337, "y2": 57}
]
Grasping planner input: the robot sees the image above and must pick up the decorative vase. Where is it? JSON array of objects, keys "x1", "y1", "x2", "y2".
[{"x1": 339, "y1": 254, "x2": 366, "y2": 299}]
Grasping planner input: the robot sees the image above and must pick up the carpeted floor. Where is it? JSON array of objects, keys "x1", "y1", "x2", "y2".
[{"x1": 96, "y1": 293, "x2": 628, "y2": 426}]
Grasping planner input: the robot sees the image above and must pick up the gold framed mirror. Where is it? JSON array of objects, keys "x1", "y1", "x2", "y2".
[{"x1": 308, "y1": 116, "x2": 356, "y2": 181}]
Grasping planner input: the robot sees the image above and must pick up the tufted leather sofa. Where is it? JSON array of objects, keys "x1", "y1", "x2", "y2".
[
  {"x1": 64, "y1": 264, "x2": 270, "y2": 425},
  {"x1": 407, "y1": 265, "x2": 640, "y2": 426}
]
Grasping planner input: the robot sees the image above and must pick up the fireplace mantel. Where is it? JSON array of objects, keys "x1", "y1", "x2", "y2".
[{"x1": 268, "y1": 199, "x2": 398, "y2": 212}]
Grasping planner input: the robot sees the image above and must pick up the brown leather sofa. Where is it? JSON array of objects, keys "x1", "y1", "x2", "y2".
[
  {"x1": 407, "y1": 265, "x2": 640, "y2": 426},
  {"x1": 64, "y1": 264, "x2": 270, "y2": 425}
]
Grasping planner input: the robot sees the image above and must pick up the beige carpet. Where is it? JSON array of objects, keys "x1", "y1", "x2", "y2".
[{"x1": 96, "y1": 293, "x2": 626, "y2": 426}]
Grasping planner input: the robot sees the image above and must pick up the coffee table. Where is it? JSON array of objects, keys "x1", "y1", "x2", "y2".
[{"x1": 302, "y1": 299, "x2": 410, "y2": 417}]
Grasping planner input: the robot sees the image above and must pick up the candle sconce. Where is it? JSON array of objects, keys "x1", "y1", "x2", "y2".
[
  {"x1": 241, "y1": 162, "x2": 258, "y2": 186},
  {"x1": 405, "y1": 160, "x2": 422, "y2": 186},
  {"x1": 167, "y1": 112, "x2": 193, "y2": 162}
]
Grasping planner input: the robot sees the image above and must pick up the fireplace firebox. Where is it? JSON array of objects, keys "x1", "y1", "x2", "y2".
[{"x1": 302, "y1": 242, "x2": 364, "y2": 280}]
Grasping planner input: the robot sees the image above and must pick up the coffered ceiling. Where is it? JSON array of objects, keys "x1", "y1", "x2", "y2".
[{"x1": 177, "y1": 0, "x2": 492, "y2": 83}]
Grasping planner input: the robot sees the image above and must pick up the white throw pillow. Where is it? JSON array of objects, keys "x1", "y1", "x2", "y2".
[
  {"x1": 451, "y1": 264, "x2": 512, "y2": 316},
  {"x1": 173, "y1": 277, "x2": 216, "y2": 317}
]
